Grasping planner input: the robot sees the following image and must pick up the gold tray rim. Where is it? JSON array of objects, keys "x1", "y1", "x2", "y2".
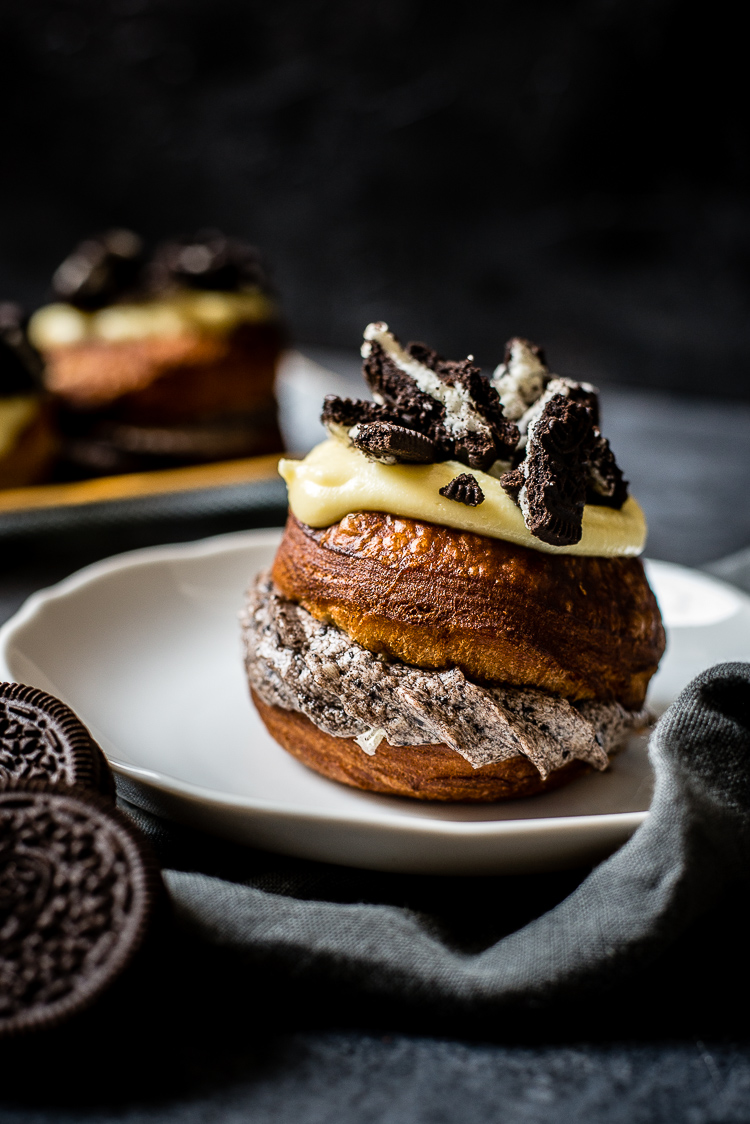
[{"x1": 0, "y1": 453, "x2": 283, "y2": 515}]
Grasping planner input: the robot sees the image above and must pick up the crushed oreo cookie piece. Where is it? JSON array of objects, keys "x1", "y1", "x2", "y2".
[
  {"x1": 0, "y1": 783, "x2": 161, "y2": 1037},
  {"x1": 492, "y1": 338, "x2": 550, "y2": 423},
  {"x1": 0, "y1": 304, "x2": 43, "y2": 395},
  {"x1": 362, "y1": 340, "x2": 446, "y2": 437},
  {"x1": 322, "y1": 326, "x2": 629, "y2": 528},
  {"x1": 321, "y1": 395, "x2": 397, "y2": 430},
  {"x1": 587, "y1": 429, "x2": 629, "y2": 508},
  {"x1": 490, "y1": 335, "x2": 628, "y2": 531},
  {"x1": 520, "y1": 395, "x2": 596, "y2": 546},
  {"x1": 360, "y1": 325, "x2": 519, "y2": 471},
  {"x1": 351, "y1": 422, "x2": 436, "y2": 464},
  {"x1": 438, "y1": 356, "x2": 519, "y2": 458},
  {"x1": 52, "y1": 230, "x2": 145, "y2": 310},
  {"x1": 0, "y1": 682, "x2": 114, "y2": 798},
  {"x1": 500, "y1": 467, "x2": 525, "y2": 503},
  {"x1": 559, "y1": 378, "x2": 600, "y2": 427},
  {"x1": 149, "y1": 230, "x2": 272, "y2": 294},
  {"x1": 450, "y1": 428, "x2": 501, "y2": 472},
  {"x1": 439, "y1": 473, "x2": 485, "y2": 506}
]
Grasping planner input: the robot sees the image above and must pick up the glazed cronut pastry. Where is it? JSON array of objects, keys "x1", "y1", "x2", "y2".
[{"x1": 242, "y1": 324, "x2": 665, "y2": 801}]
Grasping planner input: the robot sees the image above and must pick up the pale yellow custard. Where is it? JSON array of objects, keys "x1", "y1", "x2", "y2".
[
  {"x1": 27, "y1": 289, "x2": 277, "y2": 349},
  {"x1": 279, "y1": 437, "x2": 646, "y2": 557}
]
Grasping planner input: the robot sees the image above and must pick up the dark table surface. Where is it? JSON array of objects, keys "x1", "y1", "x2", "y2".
[{"x1": 2, "y1": 375, "x2": 750, "y2": 1123}]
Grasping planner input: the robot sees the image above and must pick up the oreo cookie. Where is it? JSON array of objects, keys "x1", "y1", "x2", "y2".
[
  {"x1": 0, "y1": 683, "x2": 115, "y2": 798},
  {"x1": 439, "y1": 473, "x2": 485, "y2": 506},
  {"x1": 0, "y1": 783, "x2": 161, "y2": 1037},
  {"x1": 499, "y1": 467, "x2": 524, "y2": 503},
  {"x1": 52, "y1": 229, "x2": 145, "y2": 311},
  {"x1": 351, "y1": 421, "x2": 437, "y2": 464},
  {"x1": 321, "y1": 395, "x2": 398, "y2": 430},
  {"x1": 362, "y1": 338, "x2": 519, "y2": 471},
  {"x1": 587, "y1": 429, "x2": 629, "y2": 509},
  {"x1": 520, "y1": 395, "x2": 596, "y2": 547}
]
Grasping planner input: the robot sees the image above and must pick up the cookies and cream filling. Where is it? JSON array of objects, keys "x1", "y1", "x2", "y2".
[
  {"x1": 242, "y1": 574, "x2": 648, "y2": 777},
  {"x1": 28, "y1": 289, "x2": 277, "y2": 349},
  {"x1": 279, "y1": 438, "x2": 647, "y2": 557}
]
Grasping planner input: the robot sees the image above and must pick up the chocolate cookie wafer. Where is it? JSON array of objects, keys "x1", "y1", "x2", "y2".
[
  {"x1": 0, "y1": 682, "x2": 114, "y2": 797},
  {"x1": 0, "y1": 783, "x2": 162, "y2": 1037}
]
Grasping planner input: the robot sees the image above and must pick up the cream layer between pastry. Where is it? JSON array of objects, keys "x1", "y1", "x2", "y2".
[{"x1": 243, "y1": 575, "x2": 648, "y2": 773}]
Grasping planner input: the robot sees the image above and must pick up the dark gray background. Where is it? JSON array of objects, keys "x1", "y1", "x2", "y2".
[{"x1": 2, "y1": 0, "x2": 749, "y2": 397}]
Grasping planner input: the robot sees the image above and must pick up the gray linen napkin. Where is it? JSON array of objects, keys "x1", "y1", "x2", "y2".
[{"x1": 123, "y1": 661, "x2": 750, "y2": 1009}]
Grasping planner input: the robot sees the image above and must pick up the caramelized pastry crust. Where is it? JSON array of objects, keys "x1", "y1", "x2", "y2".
[
  {"x1": 271, "y1": 513, "x2": 665, "y2": 709},
  {"x1": 252, "y1": 690, "x2": 590, "y2": 801}
]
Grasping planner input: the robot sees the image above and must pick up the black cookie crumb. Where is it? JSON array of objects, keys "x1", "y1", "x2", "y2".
[
  {"x1": 562, "y1": 380, "x2": 600, "y2": 427},
  {"x1": 0, "y1": 783, "x2": 161, "y2": 1037},
  {"x1": 321, "y1": 395, "x2": 397, "y2": 430},
  {"x1": 0, "y1": 682, "x2": 115, "y2": 799},
  {"x1": 148, "y1": 230, "x2": 273, "y2": 294},
  {"x1": 352, "y1": 421, "x2": 437, "y2": 463},
  {"x1": 52, "y1": 230, "x2": 145, "y2": 311},
  {"x1": 522, "y1": 395, "x2": 595, "y2": 546},
  {"x1": 363, "y1": 341, "x2": 446, "y2": 438},
  {"x1": 500, "y1": 467, "x2": 525, "y2": 503},
  {"x1": 362, "y1": 337, "x2": 519, "y2": 471},
  {"x1": 586, "y1": 430, "x2": 629, "y2": 509},
  {"x1": 439, "y1": 473, "x2": 485, "y2": 506}
]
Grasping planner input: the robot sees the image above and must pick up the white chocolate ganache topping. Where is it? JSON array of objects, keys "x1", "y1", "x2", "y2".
[{"x1": 280, "y1": 324, "x2": 646, "y2": 557}]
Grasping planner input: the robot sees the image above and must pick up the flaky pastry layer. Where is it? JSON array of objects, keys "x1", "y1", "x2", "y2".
[
  {"x1": 252, "y1": 690, "x2": 593, "y2": 802},
  {"x1": 271, "y1": 513, "x2": 665, "y2": 709}
]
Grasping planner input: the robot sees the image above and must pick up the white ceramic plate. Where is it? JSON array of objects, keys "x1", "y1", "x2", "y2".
[{"x1": 2, "y1": 530, "x2": 749, "y2": 875}]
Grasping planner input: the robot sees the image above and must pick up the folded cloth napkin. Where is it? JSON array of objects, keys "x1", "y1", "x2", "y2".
[{"x1": 123, "y1": 662, "x2": 750, "y2": 1012}]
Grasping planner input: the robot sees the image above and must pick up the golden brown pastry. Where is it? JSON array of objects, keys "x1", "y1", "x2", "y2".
[
  {"x1": 252, "y1": 689, "x2": 590, "y2": 801},
  {"x1": 242, "y1": 324, "x2": 665, "y2": 802},
  {"x1": 272, "y1": 512, "x2": 664, "y2": 711}
]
